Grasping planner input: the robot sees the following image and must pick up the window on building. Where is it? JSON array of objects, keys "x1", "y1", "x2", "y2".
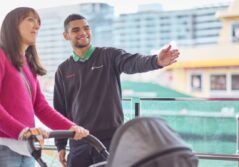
[
  {"x1": 231, "y1": 22, "x2": 239, "y2": 43},
  {"x1": 190, "y1": 74, "x2": 202, "y2": 91},
  {"x1": 231, "y1": 74, "x2": 239, "y2": 91},
  {"x1": 210, "y1": 74, "x2": 226, "y2": 91}
]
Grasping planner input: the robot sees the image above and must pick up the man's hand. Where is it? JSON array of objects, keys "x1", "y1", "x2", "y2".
[
  {"x1": 157, "y1": 45, "x2": 180, "y2": 67},
  {"x1": 58, "y1": 149, "x2": 67, "y2": 167}
]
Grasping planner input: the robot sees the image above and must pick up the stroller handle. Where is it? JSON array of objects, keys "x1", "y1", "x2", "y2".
[
  {"x1": 48, "y1": 130, "x2": 75, "y2": 139},
  {"x1": 48, "y1": 130, "x2": 109, "y2": 159},
  {"x1": 28, "y1": 130, "x2": 109, "y2": 167}
]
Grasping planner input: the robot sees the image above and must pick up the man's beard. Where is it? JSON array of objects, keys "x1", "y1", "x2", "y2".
[
  {"x1": 75, "y1": 44, "x2": 89, "y2": 48},
  {"x1": 74, "y1": 40, "x2": 90, "y2": 48}
]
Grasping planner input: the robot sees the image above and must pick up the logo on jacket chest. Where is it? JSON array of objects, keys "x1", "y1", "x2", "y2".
[{"x1": 91, "y1": 65, "x2": 104, "y2": 70}]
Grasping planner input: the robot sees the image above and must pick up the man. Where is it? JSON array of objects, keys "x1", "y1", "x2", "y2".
[{"x1": 54, "y1": 14, "x2": 179, "y2": 167}]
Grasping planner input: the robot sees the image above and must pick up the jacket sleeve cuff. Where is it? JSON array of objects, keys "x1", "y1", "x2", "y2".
[
  {"x1": 55, "y1": 139, "x2": 68, "y2": 152},
  {"x1": 18, "y1": 127, "x2": 30, "y2": 140},
  {"x1": 57, "y1": 145, "x2": 66, "y2": 152},
  {"x1": 152, "y1": 55, "x2": 163, "y2": 69}
]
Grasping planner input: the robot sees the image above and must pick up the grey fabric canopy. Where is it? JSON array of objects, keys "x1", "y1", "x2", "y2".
[{"x1": 105, "y1": 117, "x2": 198, "y2": 167}]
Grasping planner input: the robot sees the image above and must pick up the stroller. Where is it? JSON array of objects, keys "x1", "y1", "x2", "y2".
[{"x1": 28, "y1": 117, "x2": 198, "y2": 167}]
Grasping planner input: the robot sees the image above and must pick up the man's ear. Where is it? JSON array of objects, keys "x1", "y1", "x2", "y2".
[{"x1": 63, "y1": 32, "x2": 69, "y2": 40}]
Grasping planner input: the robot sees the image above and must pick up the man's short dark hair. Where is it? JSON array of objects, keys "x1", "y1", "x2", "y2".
[{"x1": 64, "y1": 14, "x2": 86, "y2": 32}]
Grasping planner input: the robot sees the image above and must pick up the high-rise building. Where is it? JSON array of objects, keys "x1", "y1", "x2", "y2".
[
  {"x1": 113, "y1": 11, "x2": 161, "y2": 54},
  {"x1": 113, "y1": 3, "x2": 229, "y2": 54}
]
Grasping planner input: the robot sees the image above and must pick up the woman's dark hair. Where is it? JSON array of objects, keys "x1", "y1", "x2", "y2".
[
  {"x1": 64, "y1": 14, "x2": 86, "y2": 32},
  {"x1": 0, "y1": 7, "x2": 46, "y2": 76}
]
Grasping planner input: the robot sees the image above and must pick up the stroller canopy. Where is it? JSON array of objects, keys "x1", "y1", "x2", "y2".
[{"x1": 106, "y1": 117, "x2": 198, "y2": 167}]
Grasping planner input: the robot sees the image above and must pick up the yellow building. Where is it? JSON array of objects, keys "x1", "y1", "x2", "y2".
[{"x1": 167, "y1": 0, "x2": 239, "y2": 98}]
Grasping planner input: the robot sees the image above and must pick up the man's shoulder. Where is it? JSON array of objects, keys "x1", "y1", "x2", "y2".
[
  {"x1": 59, "y1": 56, "x2": 72, "y2": 66},
  {"x1": 57, "y1": 56, "x2": 73, "y2": 71},
  {"x1": 97, "y1": 46, "x2": 118, "y2": 51},
  {"x1": 95, "y1": 47, "x2": 122, "y2": 56}
]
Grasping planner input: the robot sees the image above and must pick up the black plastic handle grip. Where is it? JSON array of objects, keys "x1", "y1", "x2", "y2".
[{"x1": 48, "y1": 130, "x2": 75, "y2": 139}]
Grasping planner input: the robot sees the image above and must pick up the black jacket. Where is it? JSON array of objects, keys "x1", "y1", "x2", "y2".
[{"x1": 54, "y1": 47, "x2": 161, "y2": 151}]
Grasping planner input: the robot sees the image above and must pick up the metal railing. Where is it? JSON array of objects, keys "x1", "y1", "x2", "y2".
[
  {"x1": 39, "y1": 97, "x2": 239, "y2": 165},
  {"x1": 196, "y1": 153, "x2": 239, "y2": 161},
  {"x1": 126, "y1": 97, "x2": 239, "y2": 117},
  {"x1": 127, "y1": 97, "x2": 239, "y2": 164}
]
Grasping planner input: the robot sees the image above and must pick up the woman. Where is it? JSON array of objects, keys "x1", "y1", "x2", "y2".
[{"x1": 0, "y1": 7, "x2": 89, "y2": 167}]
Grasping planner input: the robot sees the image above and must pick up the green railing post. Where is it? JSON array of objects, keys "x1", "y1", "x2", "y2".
[
  {"x1": 237, "y1": 115, "x2": 239, "y2": 154},
  {"x1": 131, "y1": 97, "x2": 140, "y2": 118},
  {"x1": 236, "y1": 115, "x2": 239, "y2": 167}
]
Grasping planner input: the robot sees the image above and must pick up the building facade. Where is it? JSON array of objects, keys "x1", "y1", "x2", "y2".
[
  {"x1": 167, "y1": 0, "x2": 239, "y2": 98},
  {"x1": 113, "y1": 3, "x2": 229, "y2": 55}
]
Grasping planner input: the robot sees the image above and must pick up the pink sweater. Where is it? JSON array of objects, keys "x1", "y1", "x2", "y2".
[{"x1": 0, "y1": 48, "x2": 74, "y2": 139}]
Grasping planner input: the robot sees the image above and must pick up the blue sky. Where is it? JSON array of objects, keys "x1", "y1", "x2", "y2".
[{"x1": 0, "y1": 0, "x2": 231, "y2": 23}]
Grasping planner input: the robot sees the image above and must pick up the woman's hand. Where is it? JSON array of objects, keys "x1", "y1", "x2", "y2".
[
  {"x1": 18, "y1": 127, "x2": 48, "y2": 146},
  {"x1": 69, "y1": 125, "x2": 89, "y2": 140},
  {"x1": 19, "y1": 127, "x2": 49, "y2": 140}
]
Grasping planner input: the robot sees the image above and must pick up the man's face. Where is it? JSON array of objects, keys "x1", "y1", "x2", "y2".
[{"x1": 64, "y1": 19, "x2": 91, "y2": 49}]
